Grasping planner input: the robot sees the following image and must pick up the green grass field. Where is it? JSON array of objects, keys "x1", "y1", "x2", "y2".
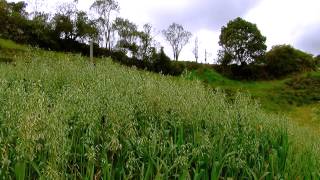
[
  {"x1": 0, "y1": 39, "x2": 319, "y2": 179},
  {"x1": 186, "y1": 67, "x2": 320, "y2": 125}
]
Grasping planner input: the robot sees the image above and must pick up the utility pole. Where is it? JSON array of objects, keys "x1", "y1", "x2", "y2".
[
  {"x1": 205, "y1": 49, "x2": 207, "y2": 64},
  {"x1": 193, "y1": 37, "x2": 199, "y2": 63},
  {"x1": 204, "y1": 49, "x2": 212, "y2": 64}
]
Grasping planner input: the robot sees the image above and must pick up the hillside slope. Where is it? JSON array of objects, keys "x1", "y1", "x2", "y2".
[
  {"x1": 0, "y1": 39, "x2": 319, "y2": 179},
  {"x1": 187, "y1": 67, "x2": 320, "y2": 133}
]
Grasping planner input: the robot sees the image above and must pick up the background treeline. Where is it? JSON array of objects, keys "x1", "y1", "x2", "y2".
[
  {"x1": 214, "y1": 44, "x2": 318, "y2": 80},
  {"x1": 0, "y1": 0, "x2": 319, "y2": 79},
  {"x1": 0, "y1": 0, "x2": 184, "y2": 75}
]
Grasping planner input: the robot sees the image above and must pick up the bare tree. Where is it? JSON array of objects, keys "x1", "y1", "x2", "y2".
[
  {"x1": 27, "y1": 0, "x2": 44, "y2": 16},
  {"x1": 90, "y1": 0, "x2": 119, "y2": 50},
  {"x1": 193, "y1": 37, "x2": 199, "y2": 63},
  {"x1": 162, "y1": 23, "x2": 192, "y2": 61}
]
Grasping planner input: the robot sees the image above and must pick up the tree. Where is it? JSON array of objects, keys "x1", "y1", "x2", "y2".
[
  {"x1": 112, "y1": 17, "x2": 138, "y2": 56},
  {"x1": 75, "y1": 11, "x2": 99, "y2": 42},
  {"x1": 315, "y1": 55, "x2": 320, "y2": 67},
  {"x1": 137, "y1": 23, "x2": 157, "y2": 60},
  {"x1": 53, "y1": 14, "x2": 74, "y2": 40},
  {"x1": 90, "y1": 0, "x2": 119, "y2": 50},
  {"x1": 218, "y1": 17, "x2": 267, "y2": 66},
  {"x1": 153, "y1": 47, "x2": 171, "y2": 74},
  {"x1": 28, "y1": 12, "x2": 55, "y2": 47},
  {"x1": 52, "y1": 4, "x2": 98, "y2": 43},
  {"x1": 162, "y1": 23, "x2": 192, "y2": 61},
  {"x1": 193, "y1": 37, "x2": 199, "y2": 63},
  {"x1": 0, "y1": 1, "x2": 29, "y2": 42},
  {"x1": 26, "y1": 0, "x2": 44, "y2": 16}
]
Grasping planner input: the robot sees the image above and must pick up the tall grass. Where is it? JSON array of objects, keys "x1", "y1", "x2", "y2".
[{"x1": 0, "y1": 48, "x2": 319, "y2": 179}]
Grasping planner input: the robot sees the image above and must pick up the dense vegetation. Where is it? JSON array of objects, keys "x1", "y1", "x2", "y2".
[
  {"x1": 0, "y1": 0, "x2": 183, "y2": 76},
  {"x1": 0, "y1": 0, "x2": 319, "y2": 179},
  {"x1": 218, "y1": 17, "x2": 267, "y2": 66},
  {"x1": 186, "y1": 65, "x2": 320, "y2": 111},
  {"x1": 215, "y1": 18, "x2": 317, "y2": 80},
  {"x1": 1, "y1": 39, "x2": 319, "y2": 179},
  {"x1": 1, "y1": 0, "x2": 318, "y2": 81},
  {"x1": 262, "y1": 45, "x2": 316, "y2": 78}
]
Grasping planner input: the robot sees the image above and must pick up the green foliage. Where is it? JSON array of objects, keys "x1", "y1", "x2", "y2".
[
  {"x1": 90, "y1": 0, "x2": 120, "y2": 50},
  {"x1": 152, "y1": 47, "x2": 171, "y2": 73},
  {"x1": 186, "y1": 66, "x2": 320, "y2": 112},
  {"x1": 279, "y1": 73, "x2": 320, "y2": 106},
  {"x1": 112, "y1": 17, "x2": 139, "y2": 55},
  {"x1": 264, "y1": 45, "x2": 316, "y2": 77},
  {"x1": 52, "y1": 4, "x2": 99, "y2": 42},
  {"x1": 315, "y1": 55, "x2": 320, "y2": 67},
  {"x1": 0, "y1": 41, "x2": 319, "y2": 179},
  {"x1": 0, "y1": 38, "x2": 27, "y2": 51},
  {"x1": 218, "y1": 17, "x2": 267, "y2": 65},
  {"x1": 0, "y1": 0, "x2": 99, "y2": 51},
  {"x1": 186, "y1": 67, "x2": 236, "y2": 86},
  {"x1": 137, "y1": 23, "x2": 155, "y2": 61},
  {"x1": 0, "y1": 1, "x2": 29, "y2": 42}
]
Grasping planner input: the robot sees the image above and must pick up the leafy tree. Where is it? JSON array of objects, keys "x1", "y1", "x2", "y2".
[
  {"x1": 90, "y1": 0, "x2": 119, "y2": 50},
  {"x1": 0, "y1": 0, "x2": 11, "y2": 37},
  {"x1": 264, "y1": 45, "x2": 316, "y2": 77},
  {"x1": 0, "y1": 1, "x2": 29, "y2": 42},
  {"x1": 27, "y1": 12, "x2": 57, "y2": 47},
  {"x1": 137, "y1": 23, "x2": 157, "y2": 61},
  {"x1": 315, "y1": 55, "x2": 320, "y2": 67},
  {"x1": 75, "y1": 11, "x2": 99, "y2": 42},
  {"x1": 53, "y1": 14, "x2": 74, "y2": 40},
  {"x1": 112, "y1": 17, "x2": 138, "y2": 56},
  {"x1": 52, "y1": 4, "x2": 98, "y2": 42},
  {"x1": 218, "y1": 17, "x2": 267, "y2": 66},
  {"x1": 217, "y1": 50, "x2": 233, "y2": 65},
  {"x1": 153, "y1": 47, "x2": 171, "y2": 74},
  {"x1": 162, "y1": 23, "x2": 192, "y2": 61}
]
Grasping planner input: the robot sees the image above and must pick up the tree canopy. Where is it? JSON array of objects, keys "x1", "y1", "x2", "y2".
[
  {"x1": 90, "y1": 0, "x2": 119, "y2": 50},
  {"x1": 218, "y1": 17, "x2": 267, "y2": 66}
]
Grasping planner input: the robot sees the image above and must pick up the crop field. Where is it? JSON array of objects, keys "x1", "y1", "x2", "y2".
[{"x1": 0, "y1": 41, "x2": 319, "y2": 179}]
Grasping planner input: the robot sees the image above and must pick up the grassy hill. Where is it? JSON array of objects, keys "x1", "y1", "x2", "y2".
[
  {"x1": 0, "y1": 39, "x2": 319, "y2": 179},
  {"x1": 186, "y1": 67, "x2": 320, "y2": 131}
]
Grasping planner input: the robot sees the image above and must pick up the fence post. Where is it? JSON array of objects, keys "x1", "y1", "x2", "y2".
[{"x1": 90, "y1": 40, "x2": 94, "y2": 64}]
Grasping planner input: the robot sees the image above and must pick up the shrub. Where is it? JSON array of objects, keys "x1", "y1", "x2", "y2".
[
  {"x1": 315, "y1": 55, "x2": 320, "y2": 67},
  {"x1": 214, "y1": 64, "x2": 270, "y2": 80},
  {"x1": 263, "y1": 45, "x2": 316, "y2": 78},
  {"x1": 280, "y1": 75, "x2": 320, "y2": 105},
  {"x1": 169, "y1": 61, "x2": 185, "y2": 76}
]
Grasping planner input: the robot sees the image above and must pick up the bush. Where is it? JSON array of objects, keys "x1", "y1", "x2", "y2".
[
  {"x1": 315, "y1": 55, "x2": 320, "y2": 67},
  {"x1": 182, "y1": 61, "x2": 212, "y2": 71},
  {"x1": 263, "y1": 45, "x2": 316, "y2": 78},
  {"x1": 169, "y1": 61, "x2": 185, "y2": 76},
  {"x1": 213, "y1": 45, "x2": 316, "y2": 80},
  {"x1": 214, "y1": 64, "x2": 270, "y2": 80}
]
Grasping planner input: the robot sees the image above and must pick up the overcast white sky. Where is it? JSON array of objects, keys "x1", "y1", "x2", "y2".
[{"x1": 11, "y1": 0, "x2": 320, "y2": 63}]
